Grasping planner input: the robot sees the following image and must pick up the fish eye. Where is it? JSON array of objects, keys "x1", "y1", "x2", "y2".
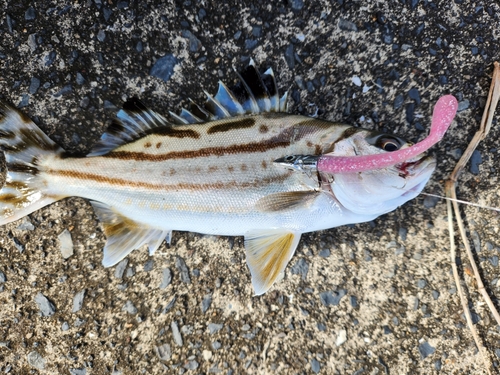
[{"x1": 377, "y1": 137, "x2": 402, "y2": 152}]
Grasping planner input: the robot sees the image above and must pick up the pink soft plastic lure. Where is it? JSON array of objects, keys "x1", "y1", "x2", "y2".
[{"x1": 316, "y1": 95, "x2": 458, "y2": 173}]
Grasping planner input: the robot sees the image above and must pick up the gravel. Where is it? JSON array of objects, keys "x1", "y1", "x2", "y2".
[
  {"x1": 208, "y1": 323, "x2": 223, "y2": 334},
  {"x1": 201, "y1": 293, "x2": 212, "y2": 313},
  {"x1": 27, "y1": 351, "x2": 45, "y2": 370},
  {"x1": 418, "y1": 342, "x2": 436, "y2": 359},
  {"x1": 114, "y1": 259, "x2": 128, "y2": 279},
  {"x1": 175, "y1": 257, "x2": 191, "y2": 284},
  {"x1": 58, "y1": 229, "x2": 74, "y2": 259},
  {"x1": 171, "y1": 321, "x2": 183, "y2": 347},
  {"x1": 160, "y1": 268, "x2": 172, "y2": 289},
  {"x1": 72, "y1": 290, "x2": 85, "y2": 313},
  {"x1": 155, "y1": 344, "x2": 172, "y2": 361},
  {"x1": 320, "y1": 289, "x2": 347, "y2": 306},
  {"x1": 122, "y1": 300, "x2": 137, "y2": 315},
  {"x1": 290, "y1": 258, "x2": 309, "y2": 280},
  {"x1": 34, "y1": 293, "x2": 56, "y2": 317},
  {"x1": 150, "y1": 54, "x2": 178, "y2": 82}
]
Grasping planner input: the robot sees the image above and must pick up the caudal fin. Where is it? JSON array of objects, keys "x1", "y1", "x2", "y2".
[{"x1": 0, "y1": 102, "x2": 64, "y2": 225}]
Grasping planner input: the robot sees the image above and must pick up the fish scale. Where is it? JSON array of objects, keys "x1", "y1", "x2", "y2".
[{"x1": 0, "y1": 60, "x2": 435, "y2": 295}]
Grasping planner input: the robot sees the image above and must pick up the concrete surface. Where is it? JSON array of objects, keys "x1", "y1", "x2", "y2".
[{"x1": 0, "y1": 0, "x2": 500, "y2": 374}]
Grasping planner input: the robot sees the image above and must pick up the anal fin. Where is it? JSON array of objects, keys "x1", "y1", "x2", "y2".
[
  {"x1": 90, "y1": 201, "x2": 171, "y2": 266},
  {"x1": 245, "y1": 229, "x2": 301, "y2": 295}
]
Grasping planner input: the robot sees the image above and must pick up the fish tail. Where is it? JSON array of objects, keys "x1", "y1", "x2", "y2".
[{"x1": 0, "y1": 103, "x2": 64, "y2": 225}]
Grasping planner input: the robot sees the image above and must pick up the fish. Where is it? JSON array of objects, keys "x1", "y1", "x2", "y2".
[{"x1": 0, "y1": 60, "x2": 436, "y2": 295}]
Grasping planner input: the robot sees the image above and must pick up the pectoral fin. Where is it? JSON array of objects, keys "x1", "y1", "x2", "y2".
[
  {"x1": 244, "y1": 229, "x2": 301, "y2": 295},
  {"x1": 90, "y1": 201, "x2": 172, "y2": 266},
  {"x1": 255, "y1": 191, "x2": 319, "y2": 212}
]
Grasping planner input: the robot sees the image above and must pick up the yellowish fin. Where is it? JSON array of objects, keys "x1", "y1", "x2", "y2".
[
  {"x1": 90, "y1": 201, "x2": 172, "y2": 266},
  {"x1": 245, "y1": 229, "x2": 301, "y2": 295}
]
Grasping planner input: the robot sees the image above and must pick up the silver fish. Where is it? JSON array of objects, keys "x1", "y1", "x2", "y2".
[{"x1": 0, "y1": 60, "x2": 435, "y2": 295}]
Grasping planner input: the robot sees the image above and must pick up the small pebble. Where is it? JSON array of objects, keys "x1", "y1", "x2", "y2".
[
  {"x1": 160, "y1": 268, "x2": 172, "y2": 289},
  {"x1": 335, "y1": 329, "x2": 347, "y2": 346},
  {"x1": 288, "y1": 0, "x2": 304, "y2": 10},
  {"x1": 290, "y1": 258, "x2": 309, "y2": 280},
  {"x1": 284, "y1": 44, "x2": 295, "y2": 69},
  {"x1": 417, "y1": 279, "x2": 427, "y2": 288},
  {"x1": 393, "y1": 94, "x2": 404, "y2": 109},
  {"x1": 115, "y1": 259, "x2": 128, "y2": 279},
  {"x1": 175, "y1": 257, "x2": 191, "y2": 284},
  {"x1": 203, "y1": 349, "x2": 213, "y2": 361},
  {"x1": 351, "y1": 76, "x2": 362, "y2": 86},
  {"x1": 423, "y1": 195, "x2": 440, "y2": 208},
  {"x1": 171, "y1": 321, "x2": 183, "y2": 346},
  {"x1": 457, "y1": 99, "x2": 470, "y2": 112},
  {"x1": 72, "y1": 290, "x2": 85, "y2": 313},
  {"x1": 338, "y1": 18, "x2": 357, "y2": 32},
  {"x1": 122, "y1": 300, "x2": 137, "y2": 315},
  {"x1": 408, "y1": 87, "x2": 421, "y2": 104},
  {"x1": 27, "y1": 351, "x2": 45, "y2": 370},
  {"x1": 143, "y1": 259, "x2": 154, "y2": 272},
  {"x1": 435, "y1": 359, "x2": 442, "y2": 370},
  {"x1": 181, "y1": 30, "x2": 202, "y2": 52},
  {"x1": 35, "y1": 292, "x2": 56, "y2": 317},
  {"x1": 150, "y1": 54, "x2": 178, "y2": 82},
  {"x1": 53, "y1": 84, "x2": 72, "y2": 97},
  {"x1": 318, "y1": 249, "x2": 330, "y2": 257},
  {"x1": 418, "y1": 342, "x2": 435, "y2": 359},
  {"x1": 58, "y1": 229, "x2": 74, "y2": 259},
  {"x1": 469, "y1": 150, "x2": 482, "y2": 175},
  {"x1": 350, "y1": 296, "x2": 358, "y2": 308},
  {"x1": 61, "y1": 322, "x2": 70, "y2": 331},
  {"x1": 320, "y1": 289, "x2": 347, "y2": 306},
  {"x1": 184, "y1": 360, "x2": 199, "y2": 370},
  {"x1": 155, "y1": 344, "x2": 171, "y2": 361},
  {"x1": 125, "y1": 267, "x2": 135, "y2": 277},
  {"x1": 208, "y1": 323, "x2": 223, "y2": 334},
  {"x1": 25, "y1": 7, "x2": 36, "y2": 20},
  {"x1": 311, "y1": 358, "x2": 320, "y2": 373},
  {"x1": 432, "y1": 290, "x2": 440, "y2": 300},
  {"x1": 212, "y1": 341, "x2": 222, "y2": 350},
  {"x1": 201, "y1": 294, "x2": 212, "y2": 313},
  {"x1": 76, "y1": 73, "x2": 85, "y2": 85},
  {"x1": 29, "y1": 78, "x2": 40, "y2": 94},
  {"x1": 97, "y1": 30, "x2": 106, "y2": 42},
  {"x1": 0, "y1": 272, "x2": 5, "y2": 283},
  {"x1": 69, "y1": 369, "x2": 87, "y2": 375},
  {"x1": 16, "y1": 218, "x2": 35, "y2": 231}
]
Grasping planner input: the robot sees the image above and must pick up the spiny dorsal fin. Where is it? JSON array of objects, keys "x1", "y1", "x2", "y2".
[
  {"x1": 245, "y1": 229, "x2": 301, "y2": 295},
  {"x1": 176, "y1": 59, "x2": 288, "y2": 124},
  {"x1": 90, "y1": 201, "x2": 172, "y2": 266},
  {"x1": 88, "y1": 98, "x2": 171, "y2": 156}
]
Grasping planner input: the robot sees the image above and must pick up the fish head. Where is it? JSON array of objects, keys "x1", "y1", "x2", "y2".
[{"x1": 325, "y1": 129, "x2": 436, "y2": 216}]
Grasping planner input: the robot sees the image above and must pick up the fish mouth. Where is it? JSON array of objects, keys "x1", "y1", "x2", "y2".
[{"x1": 397, "y1": 155, "x2": 436, "y2": 178}]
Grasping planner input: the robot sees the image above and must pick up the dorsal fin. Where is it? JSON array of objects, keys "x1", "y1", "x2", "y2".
[
  {"x1": 176, "y1": 58, "x2": 288, "y2": 124},
  {"x1": 88, "y1": 97, "x2": 171, "y2": 156},
  {"x1": 88, "y1": 60, "x2": 288, "y2": 156}
]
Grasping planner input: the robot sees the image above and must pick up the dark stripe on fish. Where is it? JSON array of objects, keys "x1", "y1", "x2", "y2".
[
  {"x1": 149, "y1": 127, "x2": 201, "y2": 139},
  {"x1": 47, "y1": 169, "x2": 292, "y2": 191},
  {"x1": 207, "y1": 118, "x2": 255, "y2": 134}
]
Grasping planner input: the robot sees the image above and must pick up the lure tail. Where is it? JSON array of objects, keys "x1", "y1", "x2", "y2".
[{"x1": 0, "y1": 103, "x2": 64, "y2": 224}]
